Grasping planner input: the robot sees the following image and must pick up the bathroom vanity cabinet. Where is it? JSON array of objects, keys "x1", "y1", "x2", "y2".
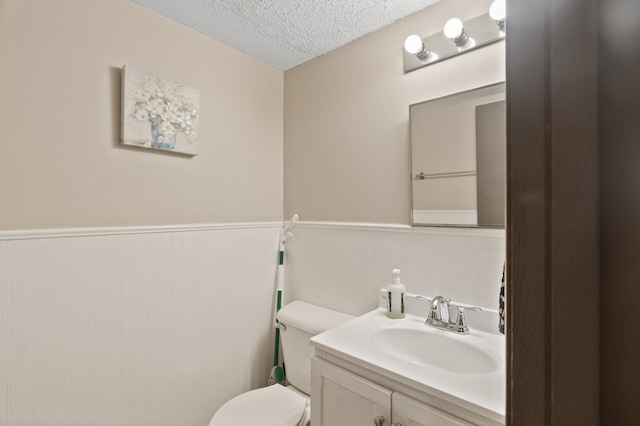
[
  {"x1": 311, "y1": 358, "x2": 478, "y2": 426},
  {"x1": 311, "y1": 357, "x2": 496, "y2": 426}
]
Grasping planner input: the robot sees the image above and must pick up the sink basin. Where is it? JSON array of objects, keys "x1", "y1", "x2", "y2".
[{"x1": 371, "y1": 327, "x2": 499, "y2": 375}]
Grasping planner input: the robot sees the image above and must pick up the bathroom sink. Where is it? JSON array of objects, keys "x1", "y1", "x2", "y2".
[
  {"x1": 371, "y1": 327, "x2": 499, "y2": 374},
  {"x1": 310, "y1": 293, "x2": 506, "y2": 420}
]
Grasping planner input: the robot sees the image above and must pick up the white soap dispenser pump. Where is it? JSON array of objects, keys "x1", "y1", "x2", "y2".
[{"x1": 387, "y1": 269, "x2": 406, "y2": 319}]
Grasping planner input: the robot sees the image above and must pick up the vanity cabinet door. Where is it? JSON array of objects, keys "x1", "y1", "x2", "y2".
[
  {"x1": 392, "y1": 393, "x2": 476, "y2": 426},
  {"x1": 311, "y1": 358, "x2": 392, "y2": 426}
]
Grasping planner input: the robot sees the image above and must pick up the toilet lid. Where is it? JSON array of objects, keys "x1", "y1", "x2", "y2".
[{"x1": 210, "y1": 384, "x2": 307, "y2": 426}]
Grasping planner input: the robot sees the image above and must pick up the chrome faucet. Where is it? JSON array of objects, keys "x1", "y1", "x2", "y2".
[
  {"x1": 416, "y1": 295, "x2": 481, "y2": 335},
  {"x1": 427, "y1": 295, "x2": 450, "y2": 324}
]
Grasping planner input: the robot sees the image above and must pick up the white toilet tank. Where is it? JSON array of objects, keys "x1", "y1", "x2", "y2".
[{"x1": 276, "y1": 301, "x2": 354, "y2": 395}]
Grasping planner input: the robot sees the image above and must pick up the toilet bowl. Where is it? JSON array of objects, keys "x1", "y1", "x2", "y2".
[
  {"x1": 208, "y1": 301, "x2": 354, "y2": 426},
  {"x1": 209, "y1": 384, "x2": 310, "y2": 426}
]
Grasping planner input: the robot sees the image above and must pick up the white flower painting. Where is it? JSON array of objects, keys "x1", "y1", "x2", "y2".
[{"x1": 121, "y1": 65, "x2": 200, "y2": 156}]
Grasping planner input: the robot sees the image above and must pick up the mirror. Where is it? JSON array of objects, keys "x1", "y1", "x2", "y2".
[{"x1": 410, "y1": 82, "x2": 506, "y2": 227}]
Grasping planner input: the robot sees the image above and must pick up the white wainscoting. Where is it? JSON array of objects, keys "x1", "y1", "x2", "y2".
[
  {"x1": 283, "y1": 222, "x2": 505, "y2": 317},
  {"x1": 0, "y1": 221, "x2": 506, "y2": 425},
  {"x1": 0, "y1": 223, "x2": 281, "y2": 426}
]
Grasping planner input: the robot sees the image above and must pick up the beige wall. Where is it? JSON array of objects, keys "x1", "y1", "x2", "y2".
[
  {"x1": 284, "y1": 0, "x2": 505, "y2": 224},
  {"x1": 0, "y1": 0, "x2": 283, "y2": 230}
]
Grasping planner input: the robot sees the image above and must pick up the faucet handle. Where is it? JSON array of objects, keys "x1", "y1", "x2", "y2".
[
  {"x1": 454, "y1": 305, "x2": 482, "y2": 312},
  {"x1": 452, "y1": 305, "x2": 482, "y2": 334}
]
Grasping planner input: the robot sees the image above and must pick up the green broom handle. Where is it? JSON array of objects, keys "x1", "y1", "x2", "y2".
[
  {"x1": 274, "y1": 290, "x2": 283, "y2": 366},
  {"x1": 273, "y1": 248, "x2": 285, "y2": 366}
]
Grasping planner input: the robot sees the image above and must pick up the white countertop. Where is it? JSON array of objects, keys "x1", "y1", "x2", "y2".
[{"x1": 310, "y1": 301, "x2": 505, "y2": 423}]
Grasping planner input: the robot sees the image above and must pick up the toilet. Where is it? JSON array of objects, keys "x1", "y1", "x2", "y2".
[{"x1": 209, "y1": 300, "x2": 354, "y2": 426}]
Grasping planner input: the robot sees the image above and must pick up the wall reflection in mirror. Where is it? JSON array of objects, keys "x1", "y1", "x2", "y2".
[{"x1": 410, "y1": 82, "x2": 505, "y2": 227}]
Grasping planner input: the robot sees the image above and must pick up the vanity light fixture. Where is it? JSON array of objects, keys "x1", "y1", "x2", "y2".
[
  {"x1": 443, "y1": 18, "x2": 473, "y2": 49},
  {"x1": 404, "y1": 34, "x2": 432, "y2": 62},
  {"x1": 403, "y1": 7, "x2": 506, "y2": 74},
  {"x1": 489, "y1": 0, "x2": 506, "y2": 32}
]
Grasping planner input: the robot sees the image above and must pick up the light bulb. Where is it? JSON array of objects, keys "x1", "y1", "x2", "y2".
[
  {"x1": 490, "y1": 0, "x2": 506, "y2": 22},
  {"x1": 490, "y1": 0, "x2": 506, "y2": 33},
  {"x1": 444, "y1": 18, "x2": 464, "y2": 40},
  {"x1": 404, "y1": 35, "x2": 423, "y2": 55},
  {"x1": 443, "y1": 18, "x2": 470, "y2": 48},
  {"x1": 404, "y1": 34, "x2": 430, "y2": 61}
]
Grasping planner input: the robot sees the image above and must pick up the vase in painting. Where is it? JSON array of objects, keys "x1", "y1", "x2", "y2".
[{"x1": 150, "y1": 121, "x2": 176, "y2": 150}]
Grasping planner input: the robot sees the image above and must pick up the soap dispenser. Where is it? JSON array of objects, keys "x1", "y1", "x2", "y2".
[{"x1": 387, "y1": 269, "x2": 406, "y2": 319}]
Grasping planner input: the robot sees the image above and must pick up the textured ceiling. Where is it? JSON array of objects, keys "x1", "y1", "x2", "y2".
[{"x1": 132, "y1": 0, "x2": 440, "y2": 70}]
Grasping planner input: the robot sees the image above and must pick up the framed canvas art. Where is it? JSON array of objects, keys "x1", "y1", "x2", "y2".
[{"x1": 121, "y1": 65, "x2": 200, "y2": 156}]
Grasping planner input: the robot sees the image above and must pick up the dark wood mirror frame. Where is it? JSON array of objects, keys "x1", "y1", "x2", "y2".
[{"x1": 507, "y1": 0, "x2": 640, "y2": 424}]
